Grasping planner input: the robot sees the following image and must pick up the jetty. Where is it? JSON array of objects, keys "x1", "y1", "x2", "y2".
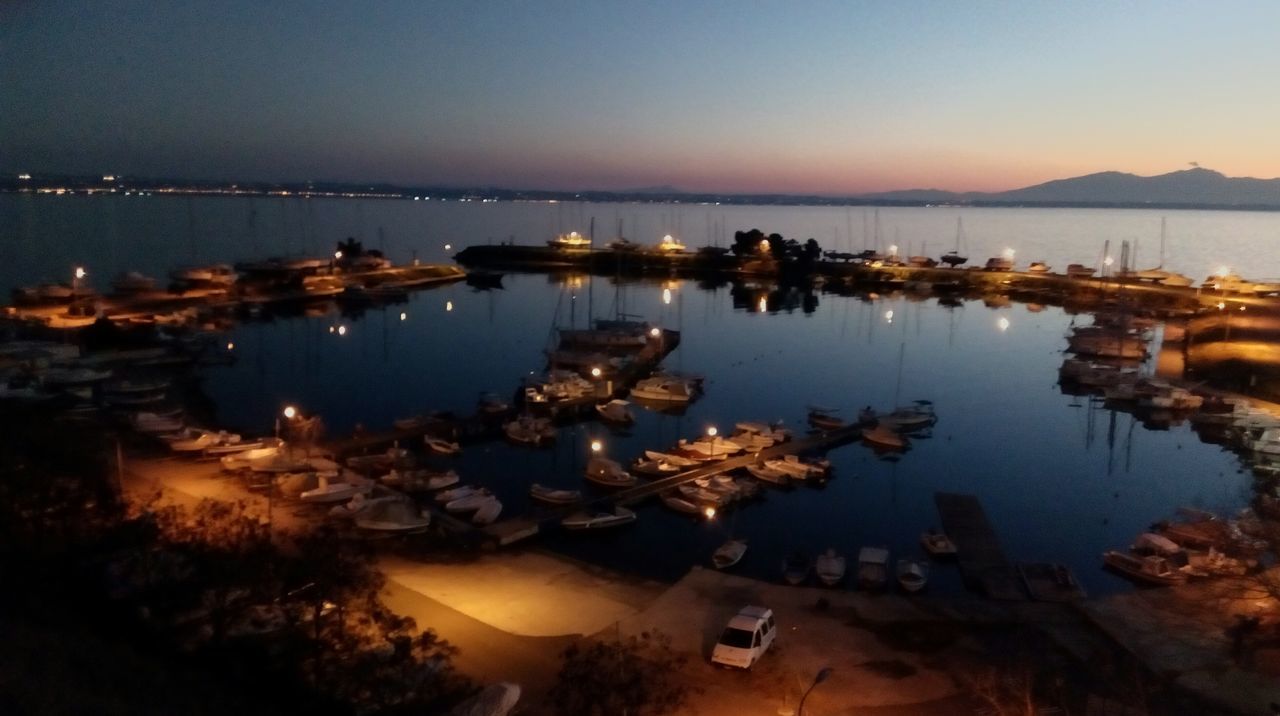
[{"x1": 934, "y1": 492, "x2": 1027, "y2": 601}]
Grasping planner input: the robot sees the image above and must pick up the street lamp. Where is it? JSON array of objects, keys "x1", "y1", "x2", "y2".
[
  {"x1": 798, "y1": 666, "x2": 833, "y2": 716},
  {"x1": 707, "y1": 426, "x2": 718, "y2": 458},
  {"x1": 703, "y1": 505, "x2": 716, "y2": 519},
  {"x1": 590, "y1": 439, "x2": 602, "y2": 454}
]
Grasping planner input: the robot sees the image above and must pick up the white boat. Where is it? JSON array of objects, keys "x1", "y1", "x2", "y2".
[
  {"x1": 745, "y1": 463, "x2": 790, "y2": 485},
  {"x1": 815, "y1": 548, "x2": 847, "y2": 586},
  {"x1": 677, "y1": 436, "x2": 745, "y2": 456},
  {"x1": 446, "y1": 489, "x2": 496, "y2": 513},
  {"x1": 584, "y1": 457, "x2": 637, "y2": 488},
  {"x1": 424, "y1": 436, "x2": 461, "y2": 455},
  {"x1": 857, "y1": 546, "x2": 890, "y2": 589},
  {"x1": 470, "y1": 497, "x2": 503, "y2": 525},
  {"x1": 876, "y1": 400, "x2": 936, "y2": 431},
  {"x1": 328, "y1": 493, "x2": 403, "y2": 520},
  {"x1": 659, "y1": 491, "x2": 702, "y2": 515},
  {"x1": 643, "y1": 450, "x2": 698, "y2": 467},
  {"x1": 595, "y1": 399, "x2": 635, "y2": 424},
  {"x1": 547, "y1": 230, "x2": 592, "y2": 250},
  {"x1": 765, "y1": 455, "x2": 825, "y2": 480},
  {"x1": 220, "y1": 446, "x2": 280, "y2": 471},
  {"x1": 435, "y1": 485, "x2": 478, "y2": 503},
  {"x1": 632, "y1": 458, "x2": 684, "y2": 477},
  {"x1": 561, "y1": 506, "x2": 637, "y2": 530},
  {"x1": 354, "y1": 500, "x2": 432, "y2": 533},
  {"x1": 678, "y1": 484, "x2": 728, "y2": 506},
  {"x1": 300, "y1": 475, "x2": 371, "y2": 504},
  {"x1": 920, "y1": 529, "x2": 958, "y2": 556},
  {"x1": 807, "y1": 408, "x2": 846, "y2": 431},
  {"x1": 629, "y1": 377, "x2": 694, "y2": 403},
  {"x1": 712, "y1": 539, "x2": 748, "y2": 569},
  {"x1": 896, "y1": 558, "x2": 929, "y2": 593},
  {"x1": 529, "y1": 483, "x2": 581, "y2": 504}
]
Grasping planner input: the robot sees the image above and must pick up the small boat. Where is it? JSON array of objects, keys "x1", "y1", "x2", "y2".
[
  {"x1": 659, "y1": 491, "x2": 702, "y2": 515},
  {"x1": 712, "y1": 539, "x2": 748, "y2": 569},
  {"x1": 920, "y1": 529, "x2": 958, "y2": 556},
  {"x1": 632, "y1": 458, "x2": 684, "y2": 477},
  {"x1": 504, "y1": 415, "x2": 556, "y2": 446},
  {"x1": 654, "y1": 234, "x2": 688, "y2": 253},
  {"x1": 329, "y1": 494, "x2": 403, "y2": 520},
  {"x1": 876, "y1": 401, "x2": 937, "y2": 431},
  {"x1": 130, "y1": 411, "x2": 185, "y2": 435},
  {"x1": 354, "y1": 500, "x2": 432, "y2": 533},
  {"x1": 857, "y1": 546, "x2": 890, "y2": 590},
  {"x1": 561, "y1": 506, "x2": 637, "y2": 530},
  {"x1": 984, "y1": 256, "x2": 1014, "y2": 271},
  {"x1": 862, "y1": 425, "x2": 907, "y2": 450},
  {"x1": 471, "y1": 497, "x2": 503, "y2": 525},
  {"x1": 896, "y1": 558, "x2": 929, "y2": 593},
  {"x1": 529, "y1": 483, "x2": 581, "y2": 504},
  {"x1": 643, "y1": 450, "x2": 698, "y2": 467},
  {"x1": 745, "y1": 463, "x2": 791, "y2": 485},
  {"x1": 1101, "y1": 550, "x2": 1187, "y2": 586},
  {"x1": 300, "y1": 476, "x2": 371, "y2": 504},
  {"x1": 44, "y1": 366, "x2": 113, "y2": 386},
  {"x1": 1066, "y1": 264, "x2": 1096, "y2": 279},
  {"x1": 629, "y1": 377, "x2": 694, "y2": 403},
  {"x1": 393, "y1": 415, "x2": 428, "y2": 430},
  {"x1": 677, "y1": 436, "x2": 745, "y2": 457},
  {"x1": 782, "y1": 551, "x2": 811, "y2": 585},
  {"x1": 477, "y1": 393, "x2": 510, "y2": 415},
  {"x1": 464, "y1": 271, "x2": 504, "y2": 289},
  {"x1": 171, "y1": 264, "x2": 236, "y2": 285},
  {"x1": 171, "y1": 430, "x2": 242, "y2": 453},
  {"x1": 765, "y1": 455, "x2": 825, "y2": 480},
  {"x1": 446, "y1": 489, "x2": 496, "y2": 513},
  {"x1": 435, "y1": 485, "x2": 479, "y2": 503},
  {"x1": 424, "y1": 436, "x2": 461, "y2": 456},
  {"x1": 814, "y1": 548, "x2": 847, "y2": 586},
  {"x1": 807, "y1": 407, "x2": 846, "y2": 431},
  {"x1": 584, "y1": 457, "x2": 637, "y2": 488},
  {"x1": 220, "y1": 446, "x2": 280, "y2": 471},
  {"x1": 595, "y1": 399, "x2": 635, "y2": 424},
  {"x1": 1026, "y1": 261, "x2": 1051, "y2": 274}
]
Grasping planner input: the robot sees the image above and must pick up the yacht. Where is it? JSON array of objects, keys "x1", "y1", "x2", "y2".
[{"x1": 630, "y1": 376, "x2": 694, "y2": 403}]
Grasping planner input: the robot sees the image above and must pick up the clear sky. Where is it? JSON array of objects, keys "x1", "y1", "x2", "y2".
[{"x1": 3, "y1": 1, "x2": 1279, "y2": 193}]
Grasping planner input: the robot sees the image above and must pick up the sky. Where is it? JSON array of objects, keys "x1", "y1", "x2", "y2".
[{"x1": 3, "y1": 1, "x2": 1280, "y2": 194}]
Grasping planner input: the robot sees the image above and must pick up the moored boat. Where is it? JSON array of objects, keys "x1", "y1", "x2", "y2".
[
  {"x1": 896, "y1": 558, "x2": 929, "y2": 592},
  {"x1": 1101, "y1": 550, "x2": 1187, "y2": 586},
  {"x1": 920, "y1": 529, "x2": 958, "y2": 556},
  {"x1": 561, "y1": 506, "x2": 636, "y2": 530},
  {"x1": 781, "y1": 551, "x2": 811, "y2": 585},
  {"x1": 857, "y1": 546, "x2": 890, "y2": 589},
  {"x1": 584, "y1": 457, "x2": 637, "y2": 488},
  {"x1": 529, "y1": 483, "x2": 581, "y2": 504},
  {"x1": 595, "y1": 399, "x2": 635, "y2": 424},
  {"x1": 815, "y1": 548, "x2": 847, "y2": 586},
  {"x1": 424, "y1": 436, "x2": 462, "y2": 455},
  {"x1": 712, "y1": 539, "x2": 748, "y2": 569}
]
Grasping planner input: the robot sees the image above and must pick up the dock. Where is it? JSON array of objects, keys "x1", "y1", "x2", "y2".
[{"x1": 934, "y1": 492, "x2": 1027, "y2": 601}]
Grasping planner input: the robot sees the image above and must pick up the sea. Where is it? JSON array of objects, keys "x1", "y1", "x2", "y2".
[{"x1": 3, "y1": 193, "x2": 1275, "y2": 595}]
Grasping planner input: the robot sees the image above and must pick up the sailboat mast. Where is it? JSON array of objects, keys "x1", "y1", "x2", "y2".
[{"x1": 893, "y1": 342, "x2": 905, "y2": 407}]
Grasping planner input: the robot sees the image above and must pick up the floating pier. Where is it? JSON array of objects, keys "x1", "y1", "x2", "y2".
[{"x1": 934, "y1": 492, "x2": 1027, "y2": 601}]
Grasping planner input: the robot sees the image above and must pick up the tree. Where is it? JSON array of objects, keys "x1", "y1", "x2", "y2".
[{"x1": 549, "y1": 630, "x2": 692, "y2": 716}]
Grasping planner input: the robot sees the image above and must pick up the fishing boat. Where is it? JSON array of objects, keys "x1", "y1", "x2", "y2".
[
  {"x1": 815, "y1": 548, "x2": 847, "y2": 586},
  {"x1": 659, "y1": 491, "x2": 702, "y2": 515},
  {"x1": 471, "y1": 497, "x2": 503, "y2": 525},
  {"x1": 584, "y1": 457, "x2": 637, "y2": 488},
  {"x1": 896, "y1": 558, "x2": 929, "y2": 592},
  {"x1": 595, "y1": 399, "x2": 635, "y2": 424},
  {"x1": 354, "y1": 500, "x2": 432, "y2": 533},
  {"x1": 1101, "y1": 550, "x2": 1187, "y2": 586},
  {"x1": 712, "y1": 539, "x2": 748, "y2": 569},
  {"x1": 861, "y1": 425, "x2": 907, "y2": 450},
  {"x1": 781, "y1": 551, "x2": 811, "y2": 585},
  {"x1": 300, "y1": 476, "x2": 372, "y2": 504},
  {"x1": 629, "y1": 377, "x2": 694, "y2": 403},
  {"x1": 857, "y1": 546, "x2": 890, "y2": 589},
  {"x1": 424, "y1": 436, "x2": 461, "y2": 455},
  {"x1": 745, "y1": 463, "x2": 791, "y2": 485},
  {"x1": 529, "y1": 483, "x2": 581, "y2": 504},
  {"x1": 561, "y1": 506, "x2": 636, "y2": 530},
  {"x1": 547, "y1": 230, "x2": 591, "y2": 250},
  {"x1": 920, "y1": 529, "x2": 958, "y2": 556}
]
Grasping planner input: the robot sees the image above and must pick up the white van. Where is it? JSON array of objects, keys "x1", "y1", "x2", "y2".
[{"x1": 710, "y1": 606, "x2": 776, "y2": 669}]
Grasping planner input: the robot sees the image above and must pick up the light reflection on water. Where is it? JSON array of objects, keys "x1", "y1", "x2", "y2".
[{"x1": 203, "y1": 273, "x2": 1249, "y2": 597}]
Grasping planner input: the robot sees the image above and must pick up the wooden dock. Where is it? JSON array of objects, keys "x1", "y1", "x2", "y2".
[{"x1": 934, "y1": 492, "x2": 1027, "y2": 601}]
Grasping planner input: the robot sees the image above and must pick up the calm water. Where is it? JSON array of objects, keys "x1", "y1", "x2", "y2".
[{"x1": 2, "y1": 195, "x2": 1262, "y2": 595}]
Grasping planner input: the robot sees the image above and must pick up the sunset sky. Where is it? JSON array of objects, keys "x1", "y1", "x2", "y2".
[{"x1": 4, "y1": 1, "x2": 1279, "y2": 194}]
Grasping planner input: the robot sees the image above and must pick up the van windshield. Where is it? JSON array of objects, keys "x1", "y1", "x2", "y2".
[{"x1": 718, "y1": 627, "x2": 755, "y2": 648}]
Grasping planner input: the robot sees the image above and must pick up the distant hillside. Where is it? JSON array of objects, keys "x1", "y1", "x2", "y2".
[{"x1": 861, "y1": 168, "x2": 1280, "y2": 207}]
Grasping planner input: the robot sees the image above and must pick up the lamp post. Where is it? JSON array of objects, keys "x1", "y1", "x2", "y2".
[
  {"x1": 797, "y1": 666, "x2": 833, "y2": 716},
  {"x1": 707, "y1": 426, "x2": 718, "y2": 459}
]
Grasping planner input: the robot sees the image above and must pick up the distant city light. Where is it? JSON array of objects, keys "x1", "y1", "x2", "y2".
[
  {"x1": 663, "y1": 288, "x2": 672, "y2": 305},
  {"x1": 758, "y1": 296, "x2": 767, "y2": 312},
  {"x1": 226, "y1": 342, "x2": 234, "y2": 351},
  {"x1": 1103, "y1": 256, "x2": 1114, "y2": 267},
  {"x1": 337, "y1": 325, "x2": 347, "y2": 336},
  {"x1": 446, "y1": 300, "x2": 453, "y2": 312},
  {"x1": 17, "y1": 173, "x2": 30, "y2": 180},
  {"x1": 334, "y1": 250, "x2": 343, "y2": 259},
  {"x1": 74, "y1": 266, "x2": 86, "y2": 280},
  {"x1": 399, "y1": 312, "x2": 407, "y2": 321},
  {"x1": 102, "y1": 174, "x2": 115, "y2": 181},
  {"x1": 329, "y1": 326, "x2": 335, "y2": 333},
  {"x1": 888, "y1": 244, "x2": 898, "y2": 255},
  {"x1": 1215, "y1": 265, "x2": 1230, "y2": 277}
]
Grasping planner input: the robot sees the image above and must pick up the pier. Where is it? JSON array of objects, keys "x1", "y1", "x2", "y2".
[{"x1": 934, "y1": 492, "x2": 1027, "y2": 601}]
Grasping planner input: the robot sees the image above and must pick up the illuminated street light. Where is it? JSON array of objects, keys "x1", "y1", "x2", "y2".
[
  {"x1": 998, "y1": 317, "x2": 1010, "y2": 332},
  {"x1": 707, "y1": 426, "x2": 717, "y2": 437},
  {"x1": 703, "y1": 506, "x2": 716, "y2": 519},
  {"x1": 446, "y1": 300, "x2": 454, "y2": 312},
  {"x1": 283, "y1": 406, "x2": 297, "y2": 420},
  {"x1": 758, "y1": 296, "x2": 767, "y2": 312},
  {"x1": 1216, "y1": 265, "x2": 1230, "y2": 278},
  {"x1": 329, "y1": 326, "x2": 336, "y2": 333},
  {"x1": 663, "y1": 288, "x2": 672, "y2": 305},
  {"x1": 649, "y1": 327, "x2": 660, "y2": 338},
  {"x1": 334, "y1": 250, "x2": 343, "y2": 259},
  {"x1": 760, "y1": 239, "x2": 770, "y2": 252},
  {"x1": 885, "y1": 309, "x2": 894, "y2": 324},
  {"x1": 590, "y1": 366, "x2": 602, "y2": 378},
  {"x1": 590, "y1": 440, "x2": 602, "y2": 453},
  {"x1": 400, "y1": 312, "x2": 407, "y2": 321},
  {"x1": 74, "y1": 266, "x2": 87, "y2": 280},
  {"x1": 226, "y1": 342, "x2": 234, "y2": 351},
  {"x1": 445, "y1": 243, "x2": 452, "y2": 250},
  {"x1": 1218, "y1": 302, "x2": 1226, "y2": 310},
  {"x1": 337, "y1": 325, "x2": 347, "y2": 336},
  {"x1": 1103, "y1": 256, "x2": 1114, "y2": 267}
]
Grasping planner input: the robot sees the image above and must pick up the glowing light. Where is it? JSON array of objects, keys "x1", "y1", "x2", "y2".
[
  {"x1": 102, "y1": 174, "x2": 115, "y2": 181},
  {"x1": 590, "y1": 367, "x2": 602, "y2": 378},
  {"x1": 283, "y1": 406, "x2": 297, "y2": 420},
  {"x1": 885, "y1": 309, "x2": 894, "y2": 323},
  {"x1": 337, "y1": 325, "x2": 347, "y2": 336},
  {"x1": 759, "y1": 239, "x2": 770, "y2": 252},
  {"x1": 446, "y1": 300, "x2": 453, "y2": 312},
  {"x1": 1103, "y1": 256, "x2": 1114, "y2": 267},
  {"x1": 590, "y1": 440, "x2": 602, "y2": 453},
  {"x1": 703, "y1": 506, "x2": 717, "y2": 519},
  {"x1": 1217, "y1": 302, "x2": 1226, "y2": 310},
  {"x1": 663, "y1": 288, "x2": 672, "y2": 305},
  {"x1": 649, "y1": 327, "x2": 661, "y2": 338},
  {"x1": 707, "y1": 426, "x2": 718, "y2": 437},
  {"x1": 888, "y1": 244, "x2": 898, "y2": 256},
  {"x1": 998, "y1": 317, "x2": 1010, "y2": 332},
  {"x1": 1002, "y1": 247, "x2": 1016, "y2": 260},
  {"x1": 17, "y1": 173, "x2": 31, "y2": 180},
  {"x1": 663, "y1": 234, "x2": 673, "y2": 242},
  {"x1": 329, "y1": 326, "x2": 336, "y2": 333},
  {"x1": 445, "y1": 244, "x2": 452, "y2": 250},
  {"x1": 1240, "y1": 306, "x2": 1247, "y2": 312},
  {"x1": 758, "y1": 296, "x2": 767, "y2": 312},
  {"x1": 399, "y1": 312, "x2": 407, "y2": 321},
  {"x1": 226, "y1": 342, "x2": 234, "y2": 350},
  {"x1": 74, "y1": 267, "x2": 86, "y2": 280},
  {"x1": 1215, "y1": 265, "x2": 1231, "y2": 278},
  {"x1": 334, "y1": 250, "x2": 343, "y2": 259}
]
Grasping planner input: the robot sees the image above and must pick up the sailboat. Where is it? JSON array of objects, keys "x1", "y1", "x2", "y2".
[{"x1": 940, "y1": 218, "x2": 969, "y2": 267}]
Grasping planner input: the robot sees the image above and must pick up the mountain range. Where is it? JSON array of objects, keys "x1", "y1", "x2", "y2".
[{"x1": 860, "y1": 168, "x2": 1280, "y2": 207}]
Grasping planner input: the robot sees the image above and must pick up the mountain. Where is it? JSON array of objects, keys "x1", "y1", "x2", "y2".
[{"x1": 860, "y1": 168, "x2": 1280, "y2": 207}]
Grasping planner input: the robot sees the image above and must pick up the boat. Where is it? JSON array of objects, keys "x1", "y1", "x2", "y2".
[
  {"x1": 643, "y1": 450, "x2": 698, "y2": 467},
  {"x1": 561, "y1": 506, "x2": 636, "y2": 530},
  {"x1": 677, "y1": 436, "x2": 745, "y2": 457},
  {"x1": 477, "y1": 393, "x2": 510, "y2": 416},
  {"x1": 595, "y1": 399, "x2": 635, "y2": 424},
  {"x1": 130, "y1": 411, "x2": 185, "y2": 435},
  {"x1": 424, "y1": 436, "x2": 461, "y2": 455},
  {"x1": 745, "y1": 463, "x2": 791, "y2": 485},
  {"x1": 547, "y1": 230, "x2": 591, "y2": 250},
  {"x1": 659, "y1": 491, "x2": 703, "y2": 515},
  {"x1": 446, "y1": 489, "x2": 496, "y2": 513},
  {"x1": 470, "y1": 497, "x2": 503, "y2": 525},
  {"x1": 814, "y1": 548, "x2": 847, "y2": 586},
  {"x1": 170, "y1": 430, "x2": 242, "y2": 453},
  {"x1": 939, "y1": 218, "x2": 968, "y2": 267},
  {"x1": 44, "y1": 366, "x2": 113, "y2": 386},
  {"x1": 896, "y1": 558, "x2": 929, "y2": 592},
  {"x1": 861, "y1": 425, "x2": 907, "y2": 450},
  {"x1": 328, "y1": 494, "x2": 403, "y2": 520},
  {"x1": 1026, "y1": 261, "x2": 1051, "y2": 274},
  {"x1": 781, "y1": 551, "x2": 810, "y2": 585},
  {"x1": 857, "y1": 546, "x2": 890, "y2": 589},
  {"x1": 712, "y1": 539, "x2": 748, "y2": 569},
  {"x1": 300, "y1": 476, "x2": 372, "y2": 504},
  {"x1": 984, "y1": 256, "x2": 1014, "y2": 271},
  {"x1": 170, "y1": 264, "x2": 236, "y2": 286},
  {"x1": 584, "y1": 457, "x2": 637, "y2": 488},
  {"x1": 354, "y1": 500, "x2": 432, "y2": 533},
  {"x1": 220, "y1": 445, "x2": 280, "y2": 472},
  {"x1": 766, "y1": 454, "x2": 829, "y2": 480},
  {"x1": 1101, "y1": 550, "x2": 1187, "y2": 586},
  {"x1": 807, "y1": 407, "x2": 845, "y2": 431},
  {"x1": 629, "y1": 377, "x2": 694, "y2": 403},
  {"x1": 632, "y1": 458, "x2": 684, "y2": 477},
  {"x1": 559, "y1": 326, "x2": 649, "y2": 350},
  {"x1": 110, "y1": 271, "x2": 158, "y2": 294},
  {"x1": 920, "y1": 529, "x2": 958, "y2": 556},
  {"x1": 1161, "y1": 273, "x2": 1194, "y2": 287},
  {"x1": 527, "y1": 483, "x2": 580, "y2": 505},
  {"x1": 435, "y1": 485, "x2": 480, "y2": 503},
  {"x1": 1066, "y1": 263, "x2": 1097, "y2": 279},
  {"x1": 876, "y1": 400, "x2": 936, "y2": 431},
  {"x1": 393, "y1": 415, "x2": 428, "y2": 430},
  {"x1": 504, "y1": 415, "x2": 556, "y2": 446},
  {"x1": 654, "y1": 233, "x2": 688, "y2": 253}
]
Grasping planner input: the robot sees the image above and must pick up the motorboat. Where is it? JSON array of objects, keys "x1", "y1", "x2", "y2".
[
  {"x1": 344, "y1": 447, "x2": 414, "y2": 473},
  {"x1": 745, "y1": 463, "x2": 791, "y2": 485},
  {"x1": 561, "y1": 506, "x2": 637, "y2": 530},
  {"x1": 1101, "y1": 550, "x2": 1187, "y2": 586},
  {"x1": 584, "y1": 457, "x2": 637, "y2": 488},
  {"x1": 354, "y1": 500, "x2": 432, "y2": 533},
  {"x1": 897, "y1": 558, "x2": 929, "y2": 592},
  {"x1": 1026, "y1": 261, "x2": 1050, "y2": 274},
  {"x1": 712, "y1": 539, "x2": 748, "y2": 569},
  {"x1": 477, "y1": 393, "x2": 510, "y2": 415},
  {"x1": 632, "y1": 458, "x2": 684, "y2": 477},
  {"x1": 435, "y1": 485, "x2": 481, "y2": 503},
  {"x1": 1066, "y1": 264, "x2": 1097, "y2": 279},
  {"x1": 170, "y1": 430, "x2": 242, "y2": 453},
  {"x1": 814, "y1": 548, "x2": 847, "y2": 586},
  {"x1": 471, "y1": 497, "x2": 503, "y2": 525},
  {"x1": 876, "y1": 400, "x2": 936, "y2": 431},
  {"x1": 678, "y1": 484, "x2": 728, "y2": 507},
  {"x1": 807, "y1": 407, "x2": 845, "y2": 431},
  {"x1": 659, "y1": 491, "x2": 702, "y2": 515},
  {"x1": 547, "y1": 231, "x2": 592, "y2": 250},
  {"x1": 643, "y1": 450, "x2": 698, "y2": 467},
  {"x1": 394, "y1": 415, "x2": 428, "y2": 430},
  {"x1": 424, "y1": 436, "x2": 461, "y2": 455},
  {"x1": 446, "y1": 489, "x2": 496, "y2": 513},
  {"x1": 529, "y1": 483, "x2": 582, "y2": 504},
  {"x1": 677, "y1": 436, "x2": 745, "y2": 457},
  {"x1": 766, "y1": 454, "x2": 828, "y2": 480},
  {"x1": 940, "y1": 250, "x2": 967, "y2": 267},
  {"x1": 300, "y1": 475, "x2": 372, "y2": 504},
  {"x1": 984, "y1": 256, "x2": 1014, "y2": 271},
  {"x1": 629, "y1": 377, "x2": 695, "y2": 403},
  {"x1": 130, "y1": 411, "x2": 184, "y2": 435},
  {"x1": 595, "y1": 399, "x2": 635, "y2": 424},
  {"x1": 861, "y1": 425, "x2": 907, "y2": 450},
  {"x1": 504, "y1": 415, "x2": 556, "y2": 446},
  {"x1": 857, "y1": 546, "x2": 890, "y2": 589},
  {"x1": 920, "y1": 529, "x2": 958, "y2": 556},
  {"x1": 781, "y1": 551, "x2": 810, "y2": 585},
  {"x1": 221, "y1": 445, "x2": 280, "y2": 472},
  {"x1": 328, "y1": 493, "x2": 403, "y2": 520}
]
